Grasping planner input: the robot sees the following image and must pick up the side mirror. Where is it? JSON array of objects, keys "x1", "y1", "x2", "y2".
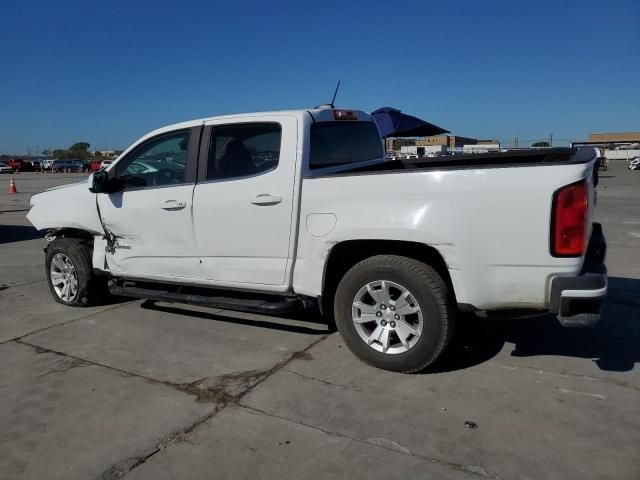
[{"x1": 89, "y1": 170, "x2": 122, "y2": 193}]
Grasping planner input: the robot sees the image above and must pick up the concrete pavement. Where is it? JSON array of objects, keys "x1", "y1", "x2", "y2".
[{"x1": 0, "y1": 166, "x2": 638, "y2": 479}]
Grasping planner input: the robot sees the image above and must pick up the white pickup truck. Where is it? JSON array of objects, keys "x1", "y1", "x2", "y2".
[{"x1": 27, "y1": 108, "x2": 607, "y2": 372}]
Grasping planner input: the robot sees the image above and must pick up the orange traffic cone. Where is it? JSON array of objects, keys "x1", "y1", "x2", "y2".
[{"x1": 9, "y1": 176, "x2": 17, "y2": 194}]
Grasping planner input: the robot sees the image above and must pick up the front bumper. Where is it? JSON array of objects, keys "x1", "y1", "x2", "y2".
[{"x1": 550, "y1": 223, "x2": 607, "y2": 327}]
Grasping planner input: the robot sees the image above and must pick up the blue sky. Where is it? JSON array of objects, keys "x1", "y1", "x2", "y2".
[{"x1": 1, "y1": 0, "x2": 638, "y2": 153}]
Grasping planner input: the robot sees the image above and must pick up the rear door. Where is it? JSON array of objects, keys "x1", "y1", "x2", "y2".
[
  {"x1": 97, "y1": 126, "x2": 201, "y2": 280},
  {"x1": 191, "y1": 116, "x2": 298, "y2": 288}
]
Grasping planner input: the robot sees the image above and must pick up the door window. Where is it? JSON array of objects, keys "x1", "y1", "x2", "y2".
[
  {"x1": 207, "y1": 123, "x2": 281, "y2": 181},
  {"x1": 117, "y1": 130, "x2": 190, "y2": 188}
]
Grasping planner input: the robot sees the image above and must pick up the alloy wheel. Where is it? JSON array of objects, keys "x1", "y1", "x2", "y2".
[{"x1": 351, "y1": 280, "x2": 424, "y2": 354}]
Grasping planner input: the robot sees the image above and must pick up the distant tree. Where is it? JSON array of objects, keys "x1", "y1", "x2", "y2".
[
  {"x1": 93, "y1": 150, "x2": 103, "y2": 158},
  {"x1": 52, "y1": 142, "x2": 93, "y2": 159},
  {"x1": 531, "y1": 141, "x2": 550, "y2": 148},
  {"x1": 69, "y1": 142, "x2": 90, "y2": 152},
  {"x1": 68, "y1": 142, "x2": 92, "y2": 159},
  {"x1": 41, "y1": 149, "x2": 52, "y2": 157},
  {"x1": 53, "y1": 149, "x2": 69, "y2": 159}
]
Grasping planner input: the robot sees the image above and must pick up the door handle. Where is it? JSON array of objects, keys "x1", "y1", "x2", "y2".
[
  {"x1": 161, "y1": 200, "x2": 186, "y2": 211},
  {"x1": 251, "y1": 194, "x2": 282, "y2": 206}
]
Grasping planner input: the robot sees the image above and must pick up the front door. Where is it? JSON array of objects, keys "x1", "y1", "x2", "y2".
[
  {"x1": 97, "y1": 127, "x2": 201, "y2": 280},
  {"x1": 191, "y1": 117, "x2": 298, "y2": 288}
]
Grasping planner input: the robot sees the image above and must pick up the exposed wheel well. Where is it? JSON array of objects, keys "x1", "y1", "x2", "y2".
[
  {"x1": 322, "y1": 240, "x2": 455, "y2": 309},
  {"x1": 46, "y1": 228, "x2": 95, "y2": 243}
]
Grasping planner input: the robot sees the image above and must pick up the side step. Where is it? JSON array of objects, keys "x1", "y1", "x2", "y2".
[{"x1": 109, "y1": 281, "x2": 314, "y2": 315}]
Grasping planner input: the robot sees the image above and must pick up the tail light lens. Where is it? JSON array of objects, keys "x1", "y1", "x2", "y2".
[{"x1": 551, "y1": 181, "x2": 588, "y2": 256}]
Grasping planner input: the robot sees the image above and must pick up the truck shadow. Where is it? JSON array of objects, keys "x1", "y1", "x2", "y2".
[
  {"x1": 134, "y1": 277, "x2": 639, "y2": 373},
  {"x1": 0, "y1": 224, "x2": 42, "y2": 244},
  {"x1": 430, "y1": 276, "x2": 640, "y2": 374}
]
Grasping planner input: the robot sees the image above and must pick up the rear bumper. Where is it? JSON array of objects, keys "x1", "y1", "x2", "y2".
[{"x1": 549, "y1": 223, "x2": 607, "y2": 327}]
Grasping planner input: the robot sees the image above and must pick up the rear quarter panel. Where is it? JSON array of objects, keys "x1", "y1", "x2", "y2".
[{"x1": 294, "y1": 161, "x2": 595, "y2": 310}]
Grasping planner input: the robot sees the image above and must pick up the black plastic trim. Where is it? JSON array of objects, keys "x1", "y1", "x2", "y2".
[
  {"x1": 197, "y1": 125, "x2": 213, "y2": 183},
  {"x1": 109, "y1": 281, "x2": 314, "y2": 315},
  {"x1": 549, "y1": 223, "x2": 607, "y2": 327},
  {"x1": 585, "y1": 222, "x2": 606, "y2": 265},
  {"x1": 185, "y1": 125, "x2": 202, "y2": 183}
]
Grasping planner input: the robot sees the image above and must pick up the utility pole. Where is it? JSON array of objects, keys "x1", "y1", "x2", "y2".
[
  {"x1": 514, "y1": 136, "x2": 519, "y2": 148},
  {"x1": 549, "y1": 133, "x2": 553, "y2": 147}
]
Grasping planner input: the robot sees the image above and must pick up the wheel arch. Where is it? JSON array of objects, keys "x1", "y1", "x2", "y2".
[
  {"x1": 46, "y1": 228, "x2": 95, "y2": 242},
  {"x1": 322, "y1": 240, "x2": 456, "y2": 308}
]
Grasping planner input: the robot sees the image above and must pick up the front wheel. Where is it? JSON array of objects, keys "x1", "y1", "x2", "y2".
[
  {"x1": 45, "y1": 237, "x2": 106, "y2": 307},
  {"x1": 334, "y1": 255, "x2": 455, "y2": 373}
]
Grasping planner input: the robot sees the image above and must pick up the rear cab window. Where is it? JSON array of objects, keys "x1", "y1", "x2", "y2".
[{"x1": 309, "y1": 121, "x2": 383, "y2": 170}]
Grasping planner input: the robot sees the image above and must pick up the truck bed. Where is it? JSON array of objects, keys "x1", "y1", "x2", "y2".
[{"x1": 325, "y1": 147, "x2": 595, "y2": 176}]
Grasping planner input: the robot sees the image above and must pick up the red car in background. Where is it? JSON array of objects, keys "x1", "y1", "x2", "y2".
[{"x1": 8, "y1": 159, "x2": 35, "y2": 172}]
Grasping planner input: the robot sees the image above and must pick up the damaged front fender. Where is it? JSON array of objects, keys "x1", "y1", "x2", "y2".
[{"x1": 27, "y1": 182, "x2": 103, "y2": 235}]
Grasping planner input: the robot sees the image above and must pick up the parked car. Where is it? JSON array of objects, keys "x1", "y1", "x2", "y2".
[
  {"x1": 27, "y1": 107, "x2": 607, "y2": 373},
  {"x1": 90, "y1": 160, "x2": 103, "y2": 171},
  {"x1": 100, "y1": 159, "x2": 113, "y2": 170},
  {"x1": 628, "y1": 157, "x2": 640, "y2": 170},
  {"x1": 0, "y1": 162, "x2": 14, "y2": 174},
  {"x1": 8, "y1": 159, "x2": 34, "y2": 172},
  {"x1": 49, "y1": 159, "x2": 83, "y2": 173}
]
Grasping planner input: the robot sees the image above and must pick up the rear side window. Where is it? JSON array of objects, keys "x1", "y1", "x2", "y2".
[
  {"x1": 310, "y1": 121, "x2": 383, "y2": 169},
  {"x1": 207, "y1": 123, "x2": 281, "y2": 181}
]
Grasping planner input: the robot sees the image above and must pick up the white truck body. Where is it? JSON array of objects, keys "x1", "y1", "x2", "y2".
[{"x1": 27, "y1": 107, "x2": 608, "y2": 371}]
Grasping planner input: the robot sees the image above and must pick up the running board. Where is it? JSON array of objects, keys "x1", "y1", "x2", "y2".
[{"x1": 109, "y1": 282, "x2": 314, "y2": 315}]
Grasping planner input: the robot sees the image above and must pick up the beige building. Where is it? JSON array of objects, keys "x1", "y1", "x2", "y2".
[
  {"x1": 572, "y1": 132, "x2": 640, "y2": 161},
  {"x1": 415, "y1": 135, "x2": 479, "y2": 149},
  {"x1": 386, "y1": 135, "x2": 499, "y2": 153},
  {"x1": 588, "y1": 132, "x2": 640, "y2": 143}
]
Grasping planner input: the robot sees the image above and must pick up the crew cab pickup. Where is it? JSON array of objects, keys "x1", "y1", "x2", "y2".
[{"x1": 27, "y1": 108, "x2": 607, "y2": 372}]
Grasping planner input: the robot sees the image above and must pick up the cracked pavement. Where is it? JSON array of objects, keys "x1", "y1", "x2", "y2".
[{"x1": 1, "y1": 168, "x2": 639, "y2": 479}]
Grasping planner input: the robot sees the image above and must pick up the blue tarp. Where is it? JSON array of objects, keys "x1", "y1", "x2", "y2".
[{"x1": 371, "y1": 107, "x2": 449, "y2": 138}]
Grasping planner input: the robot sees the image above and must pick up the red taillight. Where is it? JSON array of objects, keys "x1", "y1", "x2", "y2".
[
  {"x1": 333, "y1": 109, "x2": 357, "y2": 120},
  {"x1": 551, "y1": 181, "x2": 588, "y2": 256}
]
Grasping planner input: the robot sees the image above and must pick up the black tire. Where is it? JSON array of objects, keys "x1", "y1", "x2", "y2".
[
  {"x1": 334, "y1": 255, "x2": 455, "y2": 373},
  {"x1": 45, "y1": 237, "x2": 106, "y2": 307}
]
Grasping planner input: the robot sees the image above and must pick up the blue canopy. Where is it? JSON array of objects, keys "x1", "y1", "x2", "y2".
[{"x1": 371, "y1": 107, "x2": 449, "y2": 138}]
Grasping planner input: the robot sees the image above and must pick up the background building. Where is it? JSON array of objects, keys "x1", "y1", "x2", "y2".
[
  {"x1": 571, "y1": 132, "x2": 640, "y2": 160},
  {"x1": 387, "y1": 135, "x2": 500, "y2": 156},
  {"x1": 415, "y1": 135, "x2": 479, "y2": 148},
  {"x1": 387, "y1": 134, "x2": 479, "y2": 152},
  {"x1": 587, "y1": 132, "x2": 640, "y2": 144}
]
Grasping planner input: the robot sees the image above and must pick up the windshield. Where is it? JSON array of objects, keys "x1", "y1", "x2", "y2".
[{"x1": 309, "y1": 121, "x2": 383, "y2": 169}]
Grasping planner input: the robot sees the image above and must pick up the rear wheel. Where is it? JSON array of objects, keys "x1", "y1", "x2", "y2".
[
  {"x1": 45, "y1": 237, "x2": 106, "y2": 307},
  {"x1": 334, "y1": 255, "x2": 454, "y2": 373}
]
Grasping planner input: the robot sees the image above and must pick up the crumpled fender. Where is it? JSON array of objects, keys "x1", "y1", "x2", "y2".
[{"x1": 27, "y1": 181, "x2": 103, "y2": 234}]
